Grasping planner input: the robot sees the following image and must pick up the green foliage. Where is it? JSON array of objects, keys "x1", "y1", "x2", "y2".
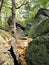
[
  {"x1": 0, "y1": 0, "x2": 49, "y2": 34},
  {"x1": 41, "y1": 0, "x2": 49, "y2": 8},
  {"x1": 0, "y1": 17, "x2": 9, "y2": 29},
  {"x1": 23, "y1": 0, "x2": 49, "y2": 25}
]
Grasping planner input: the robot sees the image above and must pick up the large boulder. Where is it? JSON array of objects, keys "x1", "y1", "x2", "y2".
[
  {"x1": 0, "y1": 51, "x2": 14, "y2": 65},
  {"x1": 0, "y1": 29, "x2": 15, "y2": 65},
  {"x1": 25, "y1": 8, "x2": 49, "y2": 65},
  {"x1": 25, "y1": 36, "x2": 49, "y2": 65},
  {"x1": 28, "y1": 8, "x2": 49, "y2": 38}
]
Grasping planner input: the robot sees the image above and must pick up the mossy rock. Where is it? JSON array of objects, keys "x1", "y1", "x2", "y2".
[
  {"x1": 25, "y1": 36, "x2": 49, "y2": 65},
  {"x1": 28, "y1": 8, "x2": 49, "y2": 38},
  {"x1": 29, "y1": 17, "x2": 49, "y2": 38}
]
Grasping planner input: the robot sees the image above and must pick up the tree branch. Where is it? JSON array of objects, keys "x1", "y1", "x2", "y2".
[
  {"x1": 14, "y1": 1, "x2": 29, "y2": 9},
  {"x1": 0, "y1": 0, "x2": 4, "y2": 12}
]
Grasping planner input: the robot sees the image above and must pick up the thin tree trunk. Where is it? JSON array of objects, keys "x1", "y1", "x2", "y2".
[{"x1": 12, "y1": 0, "x2": 17, "y2": 40}]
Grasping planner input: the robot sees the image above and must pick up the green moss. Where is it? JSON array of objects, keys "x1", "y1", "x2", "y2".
[
  {"x1": 28, "y1": 18, "x2": 49, "y2": 38},
  {"x1": 25, "y1": 36, "x2": 49, "y2": 65}
]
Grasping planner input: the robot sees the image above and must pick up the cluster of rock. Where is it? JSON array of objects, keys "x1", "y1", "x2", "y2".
[
  {"x1": 0, "y1": 8, "x2": 49, "y2": 65},
  {"x1": 0, "y1": 29, "x2": 15, "y2": 65},
  {"x1": 0, "y1": 29, "x2": 32, "y2": 65},
  {"x1": 25, "y1": 8, "x2": 49, "y2": 65}
]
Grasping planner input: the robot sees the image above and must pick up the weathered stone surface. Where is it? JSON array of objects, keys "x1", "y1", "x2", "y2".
[
  {"x1": 25, "y1": 36, "x2": 49, "y2": 65},
  {"x1": 0, "y1": 29, "x2": 15, "y2": 65},
  {"x1": 28, "y1": 8, "x2": 49, "y2": 38},
  {"x1": 0, "y1": 29, "x2": 12, "y2": 51},
  {"x1": 26, "y1": 8, "x2": 49, "y2": 65},
  {"x1": 0, "y1": 51, "x2": 14, "y2": 65},
  {"x1": 35, "y1": 8, "x2": 49, "y2": 18}
]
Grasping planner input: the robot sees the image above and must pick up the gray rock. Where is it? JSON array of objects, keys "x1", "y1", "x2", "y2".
[
  {"x1": 28, "y1": 8, "x2": 49, "y2": 38},
  {"x1": 0, "y1": 51, "x2": 14, "y2": 65}
]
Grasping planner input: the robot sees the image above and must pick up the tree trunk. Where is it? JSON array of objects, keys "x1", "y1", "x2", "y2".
[{"x1": 12, "y1": 0, "x2": 17, "y2": 40}]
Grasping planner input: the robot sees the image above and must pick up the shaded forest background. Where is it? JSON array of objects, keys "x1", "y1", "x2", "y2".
[{"x1": 0, "y1": 0, "x2": 49, "y2": 37}]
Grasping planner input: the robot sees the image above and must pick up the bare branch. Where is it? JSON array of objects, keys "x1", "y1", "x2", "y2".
[
  {"x1": 14, "y1": 1, "x2": 29, "y2": 9},
  {"x1": 0, "y1": 0, "x2": 4, "y2": 12}
]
